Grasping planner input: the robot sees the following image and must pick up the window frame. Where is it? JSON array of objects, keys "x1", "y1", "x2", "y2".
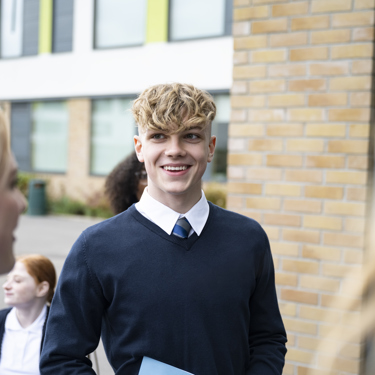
[
  {"x1": 93, "y1": 0, "x2": 147, "y2": 50},
  {"x1": 168, "y1": 0, "x2": 232, "y2": 43}
]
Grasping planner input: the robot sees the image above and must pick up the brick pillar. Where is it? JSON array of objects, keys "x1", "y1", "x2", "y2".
[
  {"x1": 229, "y1": 1, "x2": 374, "y2": 374},
  {"x1": 66, "y1": 99, "x2": 92, "y2": 200}
]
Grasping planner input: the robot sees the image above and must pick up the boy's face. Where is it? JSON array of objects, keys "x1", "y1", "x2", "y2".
[{"x1": 134, "y1": 123, "x2": 216, "y2": 208}]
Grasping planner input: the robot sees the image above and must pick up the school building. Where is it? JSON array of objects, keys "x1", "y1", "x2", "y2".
[
  {"x1": 1, "y1": 0, "x2": 375, "y2": 374},
  {"x1": 0, "y1": 0, "x2": 233, "y2": 200}
]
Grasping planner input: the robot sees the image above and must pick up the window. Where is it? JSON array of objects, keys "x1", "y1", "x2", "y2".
[
  {"x1": 169, "y1": 0, "x2": 232, "y2": 41},
  {"x1": 0, "y1": 0, "x2": 74, "y2": 58},
  {"x1": 94, "y1": 0, "x2": 147, "y2": 49},
  {"x1": 31, "y1": 101, "x2": 69, "y2": 173},
  {"x1": 90, "y1": 98, "x2": 136, "y2": 175},
  {"x1": 52, "y1": 0, "x2": 74, "y2": 53},
  {"x1": 203, "y1": 93, "x2": 230, "y2": 182},
  {"x1": 23, "y1": 0, "x2": 40, "y2": 56},
  {"x1": 1, "y1": 0, "x2": 40, "y2": 58},
  {"x1": 1, "y1": 0, "x2": 24, "y2": 58},
  {"x1": 11, "y1": 102, "x2": 32, "y2": 172}
]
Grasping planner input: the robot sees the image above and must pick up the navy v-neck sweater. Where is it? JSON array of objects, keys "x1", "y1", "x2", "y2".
[{"x1": 40, "y1": 203, "x2": 286, "y2": 375}]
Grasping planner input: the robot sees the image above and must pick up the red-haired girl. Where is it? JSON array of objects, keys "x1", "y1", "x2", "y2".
[{"x1": 0, "y1": 255, "x2": 56, "y2": 375}]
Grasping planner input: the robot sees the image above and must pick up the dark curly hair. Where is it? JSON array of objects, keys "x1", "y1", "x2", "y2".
[{"x1": 105, "y1": 151, "x2": 146, "y2": 215}]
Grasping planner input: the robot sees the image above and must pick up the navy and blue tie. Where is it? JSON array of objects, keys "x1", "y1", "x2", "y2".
[{"x1": 172, "y1": 217, "x2": 191, "y2": 239}]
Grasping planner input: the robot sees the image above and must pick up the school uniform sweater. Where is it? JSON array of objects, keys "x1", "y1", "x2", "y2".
[{"x1": 40, "y1": 203, "x2": 287, "y2": 375}]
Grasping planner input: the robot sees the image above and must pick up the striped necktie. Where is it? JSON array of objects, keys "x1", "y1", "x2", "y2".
[{"x1": 172, "y1": 217, "x2": 191, "y2": 239}]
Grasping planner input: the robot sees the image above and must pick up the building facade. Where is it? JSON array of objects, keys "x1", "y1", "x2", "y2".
[
  {"x1": 3, "y1": 0, "x2": 375, "y2": 374},
  {"x1": 0, "y1": 0, "x2": 233, "y2": 200}
]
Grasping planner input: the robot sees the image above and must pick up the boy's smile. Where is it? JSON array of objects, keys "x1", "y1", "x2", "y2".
[{"x1": 134, "y1": 125, "x2": 216, "y2": 212}]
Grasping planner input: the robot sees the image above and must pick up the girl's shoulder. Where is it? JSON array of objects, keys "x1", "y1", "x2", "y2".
[
  {"x1": 0, "y1": 308, "x2": 11, "y2": 321},
  {"x1": 0, "y1": 308, "x2": 12, "y2": 341}
]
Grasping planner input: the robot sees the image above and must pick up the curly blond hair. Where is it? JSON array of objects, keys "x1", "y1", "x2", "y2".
[{"x1": 132, "y1": 83, "x2": 216, "y2": 133}]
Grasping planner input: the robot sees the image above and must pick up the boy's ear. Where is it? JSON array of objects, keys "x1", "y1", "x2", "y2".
[
  {"x1": 207, "y1": 136, "x2": 216, "y2": 163},
  {"x1": 134, "y1": 135, "x2": 144, "y2": 162}
]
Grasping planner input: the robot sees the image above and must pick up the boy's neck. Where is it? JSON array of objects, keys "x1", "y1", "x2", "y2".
[{"x1": 147, "y1": 186, "x2": 202, "y2": 214}]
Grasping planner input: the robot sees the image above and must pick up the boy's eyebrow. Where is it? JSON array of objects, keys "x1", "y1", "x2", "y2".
[
  {"x1": 184, "y1": 126, "x2": 205, "y2": 131},
  {"x1": 144, "y1": 124, "x2": 206, "y2": 134},
  {"x1": 146, "y1": 126, "x2": 166, "y2": 132}
]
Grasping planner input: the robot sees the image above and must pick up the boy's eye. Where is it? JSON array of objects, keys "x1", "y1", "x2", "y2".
[
  {"x1": 151, "y1": 134, "x2": 165, "y2": 140},
  {"x1": 185, "y1": 133, "x2": 200, "y2": 140}
]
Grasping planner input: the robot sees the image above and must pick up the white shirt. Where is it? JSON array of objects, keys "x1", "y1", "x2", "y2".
[
  {"x1": 0, "y1": 305, "x2": 47, "y2": 375},
  {"x1": 135, "y1": 188, "x2": 210, "y2": 237}
]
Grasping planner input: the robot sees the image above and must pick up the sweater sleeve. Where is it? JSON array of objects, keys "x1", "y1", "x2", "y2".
[
  {"x1": 40, "y1": 232, "x2": 106, "y2": 375},
  {"x1": 246, "y1": 232, "x2": 287, "y2": 375}
]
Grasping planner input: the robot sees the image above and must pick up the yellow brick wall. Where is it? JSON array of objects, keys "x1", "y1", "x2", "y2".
[{"x1": 230, "y1": 0, "x2": 374, "y2": 374}]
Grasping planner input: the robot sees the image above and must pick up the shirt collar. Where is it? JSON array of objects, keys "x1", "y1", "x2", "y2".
[
  {"x1": 135, "y1": 188, "x2": 209, "y2": 236},
  {"x1": 5, "y1": 305, "x2": 47, "y2": 333}
]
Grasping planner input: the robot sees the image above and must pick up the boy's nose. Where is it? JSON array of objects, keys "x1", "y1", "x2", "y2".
[{"x1": 165, "y1": 137, "x2": 186, "y2": 157}]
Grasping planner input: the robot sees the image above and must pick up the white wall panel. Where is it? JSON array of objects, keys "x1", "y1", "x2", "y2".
[
  {"x1": 0, "y1": 37, "x2": 233, "y2": 99},
  {"x1": 73, "y1": 0, "x2": 94, "y2": 53}
]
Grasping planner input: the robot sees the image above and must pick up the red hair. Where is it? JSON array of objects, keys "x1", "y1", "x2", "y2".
[{"x1": 17, "y1": 254, "x2": 56, "y2": 303}]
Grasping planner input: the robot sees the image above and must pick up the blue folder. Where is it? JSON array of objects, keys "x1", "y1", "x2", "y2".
[{"x1": 139, "y1": 357, "x2": 194, "y2": 375}]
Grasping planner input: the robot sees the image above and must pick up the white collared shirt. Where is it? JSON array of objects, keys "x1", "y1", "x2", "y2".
[
  {"x1": 135, "y1": 188, "x2": 209, "y2": 237},
  {"x1": 0, "y1": 305, "x2": 47, "y2": 375}
]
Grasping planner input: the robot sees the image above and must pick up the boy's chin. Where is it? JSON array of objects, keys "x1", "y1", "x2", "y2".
[{"x1": 162, "y1": 182, "x2": 201, "y2": 196}]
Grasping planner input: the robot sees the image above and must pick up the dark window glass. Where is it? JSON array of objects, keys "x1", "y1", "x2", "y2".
[
  {"x1": 52, "y1": 0, "x2": 74, "y2": 53},
  {"x1": 22, "y1": 0, "x2": 39, "y2": 56},
  {"x1": 11, "y1": 102, "x2": 32, "y2": 172}
]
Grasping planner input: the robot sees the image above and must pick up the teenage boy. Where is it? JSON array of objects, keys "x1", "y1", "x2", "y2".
[{"x1": 40, "y1": 83, "x2": 287, "y2": 375}]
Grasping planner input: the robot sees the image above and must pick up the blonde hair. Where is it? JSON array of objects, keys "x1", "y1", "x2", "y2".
[
  {"x1": 131, "y1": 83, "x2": 216, "y2": 133},
  {"x1": 307, "y1": 258, "x2": 375, "y2": 374},
  {"x1": 0, "y1": 109, "x2": 10, "y2": 178},
  {"x1": 17, "y1": 254, "x2": 57, "y2": 304}
]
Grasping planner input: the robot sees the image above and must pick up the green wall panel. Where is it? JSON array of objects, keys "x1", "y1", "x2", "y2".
[
  {"x1": 39, "y1": 0, "x2": 53, "y2": 53},
  {"x1": 146, "y1": 0, "x2": 169, "y2": 43}
]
